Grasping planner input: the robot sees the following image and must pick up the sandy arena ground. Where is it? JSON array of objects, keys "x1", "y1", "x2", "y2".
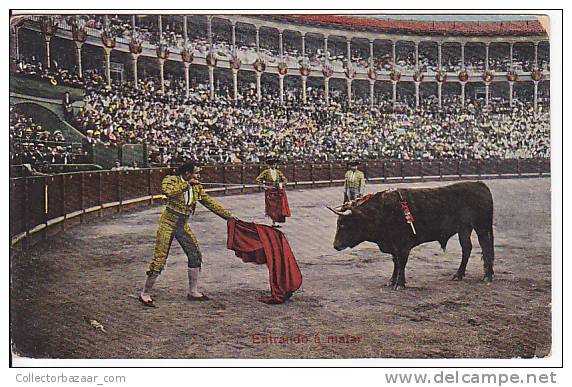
[{"x1": 10, "y1": 178, "x2": 552, "y2": 359}]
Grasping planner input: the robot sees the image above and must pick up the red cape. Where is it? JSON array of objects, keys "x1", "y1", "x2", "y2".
[
  {"x1": 226, "y1": 219, "x2": 302, "y2": 304},
  {"x1": 265, "y1": 188, "x2": 291, "y2": 223}
]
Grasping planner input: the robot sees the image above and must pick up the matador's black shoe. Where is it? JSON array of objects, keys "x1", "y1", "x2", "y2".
[
  {"x1": 139, "y1": 295, "x2": 156, "y2": 307},
  {"x1": 187, "y1": 294, "x2": 210, "y2": 302}
]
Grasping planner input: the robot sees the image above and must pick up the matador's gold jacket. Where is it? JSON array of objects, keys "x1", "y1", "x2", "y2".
[
  {"x1": 344, "y1": 170, "x2": 365, "y2": 192},
  {"x1": 161, "y1": 175, "x2": 232, "y2": 218},
  {"x1": 255, "y1": 168, "x2": 288, "y2": 187}
]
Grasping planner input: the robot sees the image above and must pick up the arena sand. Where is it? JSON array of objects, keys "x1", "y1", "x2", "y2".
[{"x1": 10, "y1": 178, "x2": 552, "y2": 359}]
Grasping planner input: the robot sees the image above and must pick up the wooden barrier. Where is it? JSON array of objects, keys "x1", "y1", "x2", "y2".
[{"x1": 9, "y1": 159, "x2": 550, "y2": 253}]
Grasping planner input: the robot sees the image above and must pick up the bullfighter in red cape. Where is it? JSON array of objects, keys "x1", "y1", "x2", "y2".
[
  {"x1": 255, "y1": 158, "x2": 291, "y2": 227},
  {"x1": 227, "y1": 218, "x2": 302, "y2": 304}
]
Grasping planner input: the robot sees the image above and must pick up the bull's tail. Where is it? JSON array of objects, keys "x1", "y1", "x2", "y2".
[
  {"x1": 471, "y1": 182, "x2": 495, "y2": 280},
  {"x1": 476, "y1": 226, "x2": 495, "y2": 281},
  {"x1": 475, "y1": 216, "x2": 495, "y2": 280}
]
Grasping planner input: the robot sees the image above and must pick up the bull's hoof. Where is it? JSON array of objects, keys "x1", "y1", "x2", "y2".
[
  {"x1": 482, "y1": 275, "x2": 494, "y2": 283},
  {"x1": 392, "y1": 283, "x2": 406, "y2": 290},
  {"x1": 452, "y1": 273, "x2": 465, "y2": 281},
  {"x1": 386, "y1": 280, "x2": 397, "y2": 287}
]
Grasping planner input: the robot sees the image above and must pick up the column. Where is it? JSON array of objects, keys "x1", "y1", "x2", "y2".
[
  {"x1": 534, "y1": 80, "x2": 538, "y2": 112},
  {"x1": 347, "y1": 78, "x2": 352, "y2": 105},
  {"x1": 415, "y1": 41, "x2": 419, "y2": 69},
  {"x1": 256, "y1": 26, "x2": 260, "y2": 54},
  {"x1": 461, "y1": 42, "x2": 465, "y2": 69},
  {"x1": 231, "y1": 22, "x2": 236, "y2": 53},
  {"x1": 302, "y1": 76, "x2": 307, "y2": 103},
  {"x1": 131, "y1": 53, "x2": 139, "y2": 89},
  {"x1": 183, "y1": 16, "x2": 189, "y2": 97},
  {"x1": 183, "y1": 16, "x2": 188, "y2": 46},
  {"x1": 131, "y1": 16, "x2": 138, "y2": 87},
  {"x1": 324, "y1": 78, "x2": 329, "y2": 105},
  {"x1": 392, "y1": 41, "x2": 396, "y2": 66},
  {"x1": 207, "y1": 16, "x2": 213, "y2": 50},
  {"x1": 279, "y1": 31, "x2": 283, "y2": 59},
  {"x1": 438, "y1": 82, "x2": 442, "y2": 109},
  {"x1": 415, "y1": 81, "x2": 420, "y2": 109},
  {"x1": 534, "y1": 41, "x2": 539, "y2": 69},
  {"x1": 301, "y1": 32, "x2": 306, "y2": 62},
  {"x1": 232, "y1": 68, "x2": 238, "y2": 101},
  {"x1": 485, "y1": 43, "x2": 490, "y2": 71},
  {"x1": 279, "y1": 74, "x2": 284, "y2": 105},
  {"x1": 209, "y1": 66, "x2": 215, "y2": 100},
  {"x1": 74, "y1": 41, "x2": 83, "y2": 78},
  {"x1": 485, "y1": 82, "x2": 490, "y2": 107},
  {"x1": 103, "y1": 47, "x2": 112, "y2": 86},
  {"x1": 346, "y1": 39, "x2": 351, "y2": 63},
  {"x1": 369, "y1": 80, "x2": 375, "y2": 109},
  {"x1": 159, "y1": 59, "x2": 165, "y2": 94},
  {"x1": 256, "y1": 72, "x2": 261, "y2": 101},
  {"x1": 14, "y1": 25, "x2": 20, "y2": 60},
  {"x1": 184, "y1": 62, "x2": 190, "y2": 98},
  {"x1": 369, "y1": 39, "x2": 374, "y2": 66},
  {"x1": 44, "y1": 36, "x2": 52, "y2": 68},
  {"x1": 392, "y1": 81, "x2": 397, "y2": 108},
  {"x1": 509, "y1": 81, "x2": 514, "y2": 107},
  {"x1": 509, "y1": 42, "x2": 514, "y2": 70},
  {"x1": 461, "y1": 82, "x2": 466, "y2": 107},
  {"x1": 438, "y1": 42, "x2": 442, "y2": 70},
  {"x1": 158, "y1": 15, "x2": 162, "y2": 37},
  {"x1": 325, "y1": 36, "x2": 329, "y2": 62}
]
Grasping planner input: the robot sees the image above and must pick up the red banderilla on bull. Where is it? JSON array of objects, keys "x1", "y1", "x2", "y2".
[{"x1": 397, "y1": 191, "x2": 416, "y2": 235}]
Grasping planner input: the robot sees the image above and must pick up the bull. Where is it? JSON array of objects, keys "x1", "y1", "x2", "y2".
[{"x1": 328, "y1": 181, "x2": 494, "y2": 289}]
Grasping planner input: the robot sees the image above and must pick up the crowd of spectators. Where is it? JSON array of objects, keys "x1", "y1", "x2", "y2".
[
  {"x1": 46, "y1": 16, "x2": 549, "y2": 76},
  {"x1": 15, "y1": 45, "x2": 545, "y2": 84},
  {"x1": 10, "y1": 108, "x2": 90, "y2": 166},
  {"x1": 70, "y1": 73, "x2": 550, "y2": 165},
  {"x1": 12, "y1": 57, "x2": 85, "y2": 88},
  {"x1": 11, "y1": 56, "x2": 109, "y2": 91},
  {"x1": 11, "y1": 18, "x2": 551, "y2": 167}
]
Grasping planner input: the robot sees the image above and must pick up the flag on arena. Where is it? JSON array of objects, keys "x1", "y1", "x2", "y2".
[{"x1": 226, "y1": 219, "x2": 302, "y2": 304}]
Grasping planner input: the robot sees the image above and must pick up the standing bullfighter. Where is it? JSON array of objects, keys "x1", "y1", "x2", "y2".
[
  {"x1": 139, "y1": 162, "x2": 235, "y2": 307},
  {"x1": 344, "y1": 160, "x2": 366, "y2": 203},
  {"x1": 256, "y1": 158, "x2": 291, "y2": 227}
]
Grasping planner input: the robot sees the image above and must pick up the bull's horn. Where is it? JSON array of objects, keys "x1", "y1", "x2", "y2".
[{"x1": 326, "y1": 206, "x2": 352, "y2": 216}]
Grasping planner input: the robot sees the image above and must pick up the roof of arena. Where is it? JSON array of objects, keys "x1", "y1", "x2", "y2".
[{"x1": 262, "y1": 14, "x2": 548, "y2": 37}]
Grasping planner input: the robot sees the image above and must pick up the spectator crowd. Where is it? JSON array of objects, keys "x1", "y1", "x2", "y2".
[
  {"x1": 10, "y1": 108, "x2": 89, "y2": 165},
  {"x1": 11, "y1": 21, "x2": 551, "y2": 168},
  {"x1": 69, "y1": 73, "x2": 550, "y2": 165},
  {"x1": 46, "y1": 15, "x2": 549, "y2": 77}
]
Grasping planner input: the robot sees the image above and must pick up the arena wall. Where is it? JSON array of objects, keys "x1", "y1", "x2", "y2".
[{"x1": 10, "y1": 159, "x2": 550, "y2": 254}]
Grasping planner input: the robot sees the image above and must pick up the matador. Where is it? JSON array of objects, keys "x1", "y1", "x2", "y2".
[{"x1": 139, "y1": 162, "x2": 234, "y2": 307}]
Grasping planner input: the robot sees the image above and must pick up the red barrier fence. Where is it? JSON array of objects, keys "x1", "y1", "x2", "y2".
[{"x1": 10, "y1": 159, "x2": 549, "y2": 250}]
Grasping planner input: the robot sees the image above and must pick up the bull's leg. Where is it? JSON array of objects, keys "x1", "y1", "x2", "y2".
[
  {"x1": 393, "y1": 250, "x2": 410, "y2": 290},
  {"x1": 476, "y1": 227, "x2": 495, "y2": 282},
  {"x1": 453, "y1": 228, "x2": 473, "y2": 281},
  {"x1": 386, "y1": 254, "x2": 399, "y2": 287}
]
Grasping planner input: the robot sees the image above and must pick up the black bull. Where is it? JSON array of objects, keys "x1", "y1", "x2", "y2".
[{"x1": 329, "y1": 181, "x2": 494, "y2": 289}]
